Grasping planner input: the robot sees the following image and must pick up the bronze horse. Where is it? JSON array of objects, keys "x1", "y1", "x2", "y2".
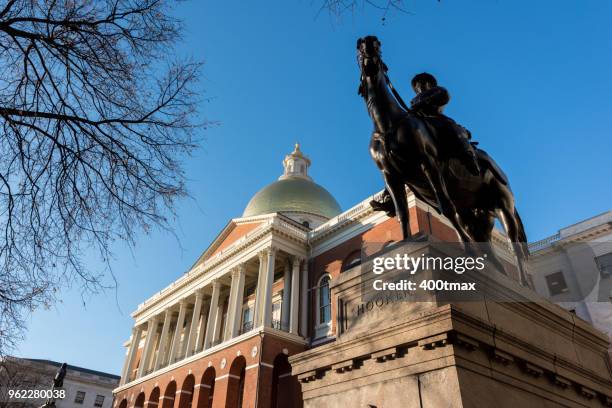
[{"x1": 357, "y1": 35, "x2": 530, "y2": 286}]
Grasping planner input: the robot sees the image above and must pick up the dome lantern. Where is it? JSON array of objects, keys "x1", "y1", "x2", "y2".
[{"x1": 279, "y1": 143, "x2": 311, "y2": 181}]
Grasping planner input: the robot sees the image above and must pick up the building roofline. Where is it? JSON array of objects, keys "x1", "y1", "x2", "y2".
[
  {"x1": 529, "y1": 210, "x2": 612, "y2": 252},
  {"x1": 22, "y1": 358, "x2": 120, "y2": 380}
]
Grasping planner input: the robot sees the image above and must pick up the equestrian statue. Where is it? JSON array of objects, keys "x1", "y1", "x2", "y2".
[{"x1": 357, "y1": 35, "x2": 530, "y2": 286}]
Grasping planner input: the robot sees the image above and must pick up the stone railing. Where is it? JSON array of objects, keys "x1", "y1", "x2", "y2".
[
  {"x1": 273, "y1": 218, "x2": 309, "y2": 240},
  {"x1": 529, "y1": 232, "x2": 561, "y2": 252},
  {"x1": 271, "y1": 319, "x2": 289, "y2": 332},
  {"x1": 240, "y1": 320, "x2": 254, "y2": 335},
  {"x1": 310, "y1": 190, "x2": 386, "y2": 241}
]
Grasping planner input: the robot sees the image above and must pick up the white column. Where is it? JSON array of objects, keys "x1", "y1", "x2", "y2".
[
  {"x1": 154, "y1": 309, "x2": 172, "y2": 370},
  {"x1": 146, "y1": 318, "x2": 161, "y2": 373},
  {"x1": 281, "y1": 260, "x2": 292, "y2": 331},
  {"x1": 204, "y1": 280, "x2": 221, "y2": 349},
  {"x1": 212, "y1": 294, "x2": 226, "y2": 344},
  {"x1": 289, "y1": 257, "x2": 301, "y2": 334},
  {"x1": 121, "y1": 325, "x2": 142, "y2": 384},
  {"x1": 300, "y1": 260, "x2": 309, "y2": 337},
  {"x1": 253, "y1": 251, "x2": 267, "y2": 326},
  {"x1": 168, "y1": 300, "x2": 187, "y2": 364},
  {"x1": 224, "y1": 268, "x2": 239, "y2": 342},
  {"x1": 195, "y1": 299, "x2": 209, "y2": 353},
  {"x1": 185, "y1": 291, "x2": 204, "y2": 357},
  {"x1": 228, "y1": 265, "x2": 247, "y2": 338},
  {"x1": 262, "y1": 248, "x2": 277, "y2": 328},
  {"x1": 137, "y1": 317, "x2": 158, "y2": 378},
  {"x1": 180, "y1": 308, "x2": 193, "y2": 358}
]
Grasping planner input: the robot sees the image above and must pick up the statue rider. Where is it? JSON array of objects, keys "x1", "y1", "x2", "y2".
[
  {"x1": 370, "y1": 72, "x2": 480, "y2": 216},
  {"x1": 410, "y1": 72, "x2": 480, "y2": 176}
]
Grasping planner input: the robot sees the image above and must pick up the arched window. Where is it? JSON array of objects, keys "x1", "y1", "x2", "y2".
[
  {"x1": 161, "y1": 381, "x2": 176, "y2": 408},
  {"x1": 341, "y1": 250, "x2": 361, "y2": 272},
  {"x1": 315, "y1": 275, "x2": 332, "y2": 338},
  {"x1": 177, "y1": 375, "x2": 194, "y2": 408},
  {"x1": 147, "y1": 388, "x2": 160, "y2": 408},
  {"x1": 226, "y1": 356, "x2": 247, "y2": 408},
  {"x1": 196, "y1": 367, "x2": 215, "y2": 408},
  {"x1": 134, "y1": 392, "x2": 145, "y2": 408}
]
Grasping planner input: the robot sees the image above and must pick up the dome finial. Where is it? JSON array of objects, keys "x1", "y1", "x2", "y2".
[{"x1": 280, "y1": 142, "x2": 311, "y2": 181}]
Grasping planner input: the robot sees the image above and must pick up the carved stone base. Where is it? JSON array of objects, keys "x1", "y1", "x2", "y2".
[{"x1": 290, "y1": 241, "x2": 612, "y2": 407}]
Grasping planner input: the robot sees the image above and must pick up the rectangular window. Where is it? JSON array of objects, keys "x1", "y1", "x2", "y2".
[
  {"x1": 273, "y1": 301, "x2": 282, "y2": 320},
  {"x1": 318, "y1": 276, "x2": 331, "y2": 325},
  {"x1": 272, "y1": 301, "x2": 282, "y2": 329},
  {"x1": 545, "y1": 271, "x2": 569, "y2": 296},
  {"x1": 94, "y1": 395, "x2": 105, "y2": 407},
  {"x1": 242, "y1": 306, "x2": 252, "y2": 325},
  {"x1": 596, "y1": 253, "x2": 612, "y2": 277},
  {"x1": 241, "y1": 305, "x2": 253, "y2": 333},
  {"x1": 74, "y1": 391, "x2": 86, "y2": 404}
]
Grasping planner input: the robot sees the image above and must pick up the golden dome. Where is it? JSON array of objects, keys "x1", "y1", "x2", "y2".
[{"x1": 242, "y1": 144, "x2": 341, "y2": 219}]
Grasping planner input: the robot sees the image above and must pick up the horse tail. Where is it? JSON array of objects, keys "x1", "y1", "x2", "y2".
[{"x1": 514, "y1": 208, "x2": 529, "y2": 259}]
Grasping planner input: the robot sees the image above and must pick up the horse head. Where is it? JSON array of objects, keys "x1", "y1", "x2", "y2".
[{"x1": 357, "y1": 36, "x2": 385, "y2": 80}]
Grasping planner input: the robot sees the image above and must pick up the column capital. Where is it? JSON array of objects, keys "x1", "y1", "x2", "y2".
[
  {"x1": 292, "y1": 256, "x2": 304, "y2": 267},
  {"x1": 194, "y1": 289, "x2": 205, "y2": 300},
  {"x1": 231, "y1": 267, "x2": 243, "y2": 279},
  {"x1": 258, "y1": 250, "x2": 267, "y2": 261},
  {"x1": 259, "y1": 246, "x2": 278, "y2": 259}
]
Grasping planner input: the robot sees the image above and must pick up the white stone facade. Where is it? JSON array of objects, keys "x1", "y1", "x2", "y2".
[{"x1": 529, "y1": 210, "x2": 612, "y2": 340}]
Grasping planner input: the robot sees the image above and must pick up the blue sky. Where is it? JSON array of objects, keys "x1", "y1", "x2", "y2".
[{"x1": 16, "y1": 0, "x2": 612, "y2": 374}]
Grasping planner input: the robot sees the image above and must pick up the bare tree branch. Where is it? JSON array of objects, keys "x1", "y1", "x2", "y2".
[
  {"x1": 0, "y1": 0, "x2": 203, "y2": 356},
  {"x1": 317, "y1": 0, "x2": 413, "y2": 20}
]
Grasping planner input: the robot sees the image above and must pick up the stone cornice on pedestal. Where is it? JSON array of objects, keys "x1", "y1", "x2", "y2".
[{"x1": 290, "y1": 304, "x2": 612, "y2": 405}]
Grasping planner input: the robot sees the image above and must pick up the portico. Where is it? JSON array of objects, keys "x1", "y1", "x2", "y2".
[{"x1": 119, "y1": 241, "x2": 306, "y2": 386}]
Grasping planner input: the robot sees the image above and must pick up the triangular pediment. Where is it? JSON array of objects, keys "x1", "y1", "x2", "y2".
[{"x1": 191, "y1": 215, "x2": 275, "y2": 269}]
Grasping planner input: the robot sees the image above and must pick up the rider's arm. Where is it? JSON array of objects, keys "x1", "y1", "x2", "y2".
[{"x1": 411, "y1": 86, "x2": 450, "y2": 111}]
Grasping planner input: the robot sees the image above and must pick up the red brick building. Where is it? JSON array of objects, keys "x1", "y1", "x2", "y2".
[{"x1": 112, "y1": 145, "x2": 516, "y2": 408}]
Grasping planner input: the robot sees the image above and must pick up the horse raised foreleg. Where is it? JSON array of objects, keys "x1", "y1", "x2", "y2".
[
  {"x1": 382, "y1": 171, "x2": 410, "y2": 240},
  {"x1": 420, "y1": 161, "x2": 476, "y2": 244}
]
